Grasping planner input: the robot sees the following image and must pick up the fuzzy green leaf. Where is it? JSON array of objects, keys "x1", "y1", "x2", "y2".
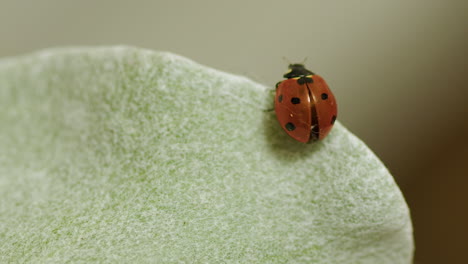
[{"x1": 0, "y1": 47, "x2": 413, "y2": 263}]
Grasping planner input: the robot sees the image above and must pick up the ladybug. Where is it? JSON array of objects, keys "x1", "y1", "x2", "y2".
[{"x1": 274, "y1": 64, "x2": 337, "y2": 143}]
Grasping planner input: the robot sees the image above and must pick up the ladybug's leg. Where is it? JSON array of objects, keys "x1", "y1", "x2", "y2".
[
  {"x1": 308, "y1": 124, "x2": 320, "y2": 142},
  {"x1": 275, "y1": 81, "x2": 282, "y2": 89},
  {"x1": 263, "y1": 86, "x2": 278, "y2": 112}
]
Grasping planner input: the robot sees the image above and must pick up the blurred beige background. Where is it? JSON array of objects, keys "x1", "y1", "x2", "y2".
[{"x1": 1, "y1": 0, "x2": 467, "y2": 262}]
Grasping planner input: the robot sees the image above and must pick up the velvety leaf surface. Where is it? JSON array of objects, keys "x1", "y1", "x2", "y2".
[{"x1": 0, "y1": 47, "x2": 413, "y2": 263}]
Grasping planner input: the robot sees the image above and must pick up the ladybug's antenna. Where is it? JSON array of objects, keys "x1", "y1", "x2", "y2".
[
  {"x1": 282, "y1": 56, "x2": 292, "y2": 65},
  {"x1": 301, "y1": 57, "x2": 308, "y2": 65}
]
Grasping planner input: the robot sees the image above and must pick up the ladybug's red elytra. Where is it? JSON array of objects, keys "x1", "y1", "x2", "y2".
[{"x1": 274, "y1": 64, "x2": 337, "y2": 143}]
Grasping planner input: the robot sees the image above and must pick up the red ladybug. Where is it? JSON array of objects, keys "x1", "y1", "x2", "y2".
[{"x1": 275, "y1": 64, "x2": 337, "y2": 143}]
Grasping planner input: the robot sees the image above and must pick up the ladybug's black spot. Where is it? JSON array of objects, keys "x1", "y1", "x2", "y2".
[
  {"x1": 306, "y1": 76, "x2": 314, "y2": 83},
  {"x1": 278, "y1": 94, "x2": 283, "y2": 103},
  {"x1": 285, "y1": 122, "x2": 296, "y2": 131},
  {"x1": 297, "y1": 76, "x2": 314, "y2": 84},
  {"x1": 321, "y1": 93, "x2": 328, "y2": 100},
  {"x1": 331, "y1": 115, "x2": 337, "y2": 124},
  {"x1": 296, "y1": 76, "x2": 313, "y2": 85},
  {"x1": 291, "y1": 97, "x2": 301, "y2": 104}
]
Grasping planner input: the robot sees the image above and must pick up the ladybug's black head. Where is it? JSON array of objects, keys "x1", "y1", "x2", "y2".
[{"x1": 283, "y1": 64, "x2": 314, "y2": 79}]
